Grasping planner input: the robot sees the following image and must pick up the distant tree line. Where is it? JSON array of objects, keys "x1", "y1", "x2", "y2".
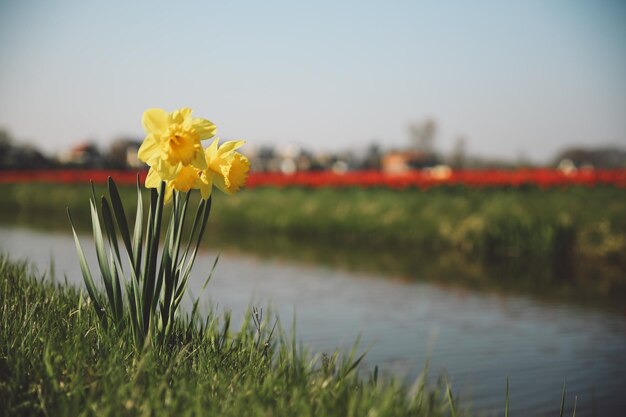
[
  {"x1": 0, "y1": 126, "x2": 624, "y2": 171},
  {"x1": 0, "y1": 129, "x2": 144, "y2": 170},
  {"x1": 0, "y1": 129, "x2": 53, "y2": 170}
]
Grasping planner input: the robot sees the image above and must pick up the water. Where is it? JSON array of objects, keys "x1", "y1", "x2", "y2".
[{"x1": 1, "y1": 225, "x2": 625, "y2": 416}]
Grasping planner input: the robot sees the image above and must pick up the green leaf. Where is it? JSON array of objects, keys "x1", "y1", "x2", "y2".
[
  {"x1": 67, "y1": 208, "x2": 105, "y2": 325},
  {"x1": 127, "y1": 274, "x2": 144, "y2": 345},
  {"x1": 142, "y1": 182, "x2": 166, "y2": 337},
  {"x1": 90, "y1": 199, "x2": 115, "y2": 313},
  {"x1": 180, "y1": 198, "x2": 205, "y2": 266},
  {"x1": 109, "y1": 250, "x2": 124, "y2": 323},
  {"x1": 171, "y1": 192, "x2": 190, "y2": 268},
  {"x1": 181, "y1": 197, "x2": 212, "y2": 280},
  {"x1": 108, "y1": 177, "x2": 134, "y2": 261},
  {"x1": 101, "y1": 196, "x2": 123, "y2": 273},
  {"x1": 132, "y1": 176, "x2": 144, "y2": 278}
]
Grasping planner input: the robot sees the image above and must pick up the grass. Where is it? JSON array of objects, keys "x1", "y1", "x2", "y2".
[{"x1": 0, "y1": 254, "x2": 465, "y2": 417}]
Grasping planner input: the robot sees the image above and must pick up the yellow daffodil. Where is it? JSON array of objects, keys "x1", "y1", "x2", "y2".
[
  {"x1": 145, "y1": 165, "x2": 203, "y2": 203},
  {"x1": 138, "y1": 107, "x2": 248, "y2": 203},
  {"x1": 138, "y1": 108, "x2": 217, "y2": 179},
  {"x1": 199, "y1": 138, "x2": 250, "y2": 199},
  {"x1": 144, "y1": 138, "x2": 249, "y2": 202}
]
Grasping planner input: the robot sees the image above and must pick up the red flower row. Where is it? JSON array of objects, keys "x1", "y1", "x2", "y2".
[
  {"x1": 1, "y1": 169, "x2": 626, "y2": 189},
  {"x1": 246, "y1": 169, "x2": 626, "y2": 189}
]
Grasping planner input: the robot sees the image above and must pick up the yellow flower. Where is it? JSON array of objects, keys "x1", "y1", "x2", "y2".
[
  {"x1": 144, "y1": 138, "x2": 249, "y2": 202},
  {"x1": 199, "y1": 138, "x2": 250, "y2": 199},
  {"x1": 145, "y1": 165, "x2": 202, "y2": 203},
  {"x1": 138, "y1": 108, "x2": 216, "y2": 179}
]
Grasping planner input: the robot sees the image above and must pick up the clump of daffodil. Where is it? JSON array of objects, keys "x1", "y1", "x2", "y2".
[
  {"x1": 139, "y1": 108, "x2": 250, "y2": 202},
  {"x1": 69, "y1": 106, "x2": 250, "y2": 350}
]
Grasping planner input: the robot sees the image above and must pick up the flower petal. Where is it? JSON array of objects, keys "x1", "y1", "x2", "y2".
[
  {"x1": 171, "y1": 166, "x2": 201, "y2": 192},
  {"x1": 190, "y1": 147, "x2": 208, "y2": 170},
  {"x1": 142, "y1": 108, "x2": 169, "y2": 135},
  {"x1": 192, "y1": 117, "x2": 217, "y2": 140},
  {"x1": 217, "y1": 140, "x2": 246, "y2": 156},
  {"x1": 137, "y1": 134, "x2": 161, "y2": 164},
  {"x1": 164, "y1": 134, "x2": 199, "y2": 166},
  {"x1": 220, "y1": 153, "x2": 249, "y2": 193},
  {"x1": 179, "y1": 107, "x2": 193, "y2": 119},
  {"x1": 156, "y1": 159, "x2": 181, "y2": 181},
  {"x1": 205, "y1": 138, "x2": 220, "y2": 163},
  {"x1": 212, "y1": 171, "x2": 229, "y2": 194},
  {"x1": 145, "y1": 167, "x2": 162, "y2": 188},
  {"x1": 163, "y1": 184, "x2": 174, "y2": 204},
  {"x1": 199, "y1": 175, "x2": 213, "y2": 200},
  {"x1": 171, "y1": 107, "x2": 193, "y2": 125},
  {"x1": 227, "y1": 154, "x2": 250, "y2": 193}
]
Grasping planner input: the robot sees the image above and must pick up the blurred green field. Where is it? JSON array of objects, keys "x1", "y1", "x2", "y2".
[{"x1": 1, "y1": 183, "x2": 624, "y2": 265}]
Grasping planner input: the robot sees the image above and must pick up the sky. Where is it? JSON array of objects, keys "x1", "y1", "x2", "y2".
[{"x1": 0, "y1": 0, "x2": 625, "y2": 162}]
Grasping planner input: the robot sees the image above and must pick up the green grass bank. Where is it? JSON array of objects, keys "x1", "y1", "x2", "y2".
[
  {"x1": 0, "y1": 255, "x2": 464, "y2": 417},
  {"x1": 216, "y1": 186, "x2": 626, "y2": 262}
]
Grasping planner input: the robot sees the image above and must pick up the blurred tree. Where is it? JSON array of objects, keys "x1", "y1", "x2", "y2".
[
  {"x1": 450, "y1": 136, "x2": 467, "y2": 169},
  {"x1": 362, "y1": 142, "x2": 382, "y2": 170},
  {"x1": 0, "y1": 129, "x2": 13, "y2": 168},
  {"x1": 0, "y1": 129, "x2": 52, "y2": 169},
  {"x1": 0, "y1": 129, "x2": 12, "y2": 153},
  {"x1": 552, "y1": 146, "x2": 626, "y2": 169},
  {"x1": 107, "y1": 137, "x2": 143, "y2": 169},
  {"x1": 408, "y1": 118, "x2": 437, "y2": 154}
]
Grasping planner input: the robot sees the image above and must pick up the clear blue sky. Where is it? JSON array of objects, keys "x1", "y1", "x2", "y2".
[{"x1": 1, "y1": 0, "x2": 625, "y2": 162}]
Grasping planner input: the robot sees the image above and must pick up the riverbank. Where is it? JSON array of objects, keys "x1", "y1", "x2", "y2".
[
  {"x1": 0, "y1": 254, "x2": 464, "y2": 417},
  {"x1": 1, "y1": 182, "x2": 625, "y2": 266},
  {"x1": 2, "y1": 182, "x2": 625, "y2": 309},
  {"x1": 2, "y1": 182, "x2": 625, "y2": 254}
]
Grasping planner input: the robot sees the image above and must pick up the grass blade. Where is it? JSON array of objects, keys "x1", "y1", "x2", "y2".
[
  {"x1": 446, "y1": 381, "x2": 458, "y2": 417},
  {"x1": 341, "y1": 351, "x2": 366, "y2": 378},
  {"x1": 505, "y1": 377, "x2": 509, "y2": 417},
  {"x1": 202, "y1": 253, "x2": 220, "y2": 291}
]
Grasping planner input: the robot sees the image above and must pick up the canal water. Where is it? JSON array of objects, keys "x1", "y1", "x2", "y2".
[{"x1": 1, "y1": 225, "x2": 625, "y2": 416}]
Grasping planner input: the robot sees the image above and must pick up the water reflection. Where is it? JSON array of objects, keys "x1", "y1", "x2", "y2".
[
  {"x1": 1, "y1": 224, "x2": 626, "y2": 416},
  {"x1": 204, "y1": 228, "x2": 626, "y2": 312}
]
